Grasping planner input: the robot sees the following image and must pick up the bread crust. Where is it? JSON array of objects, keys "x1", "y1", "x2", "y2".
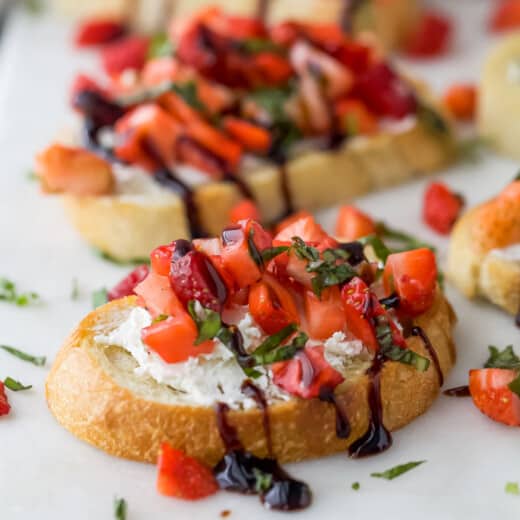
[
  {"x1": 46, "y1": 290, "x2": 456, "y2": 466},
  {"x1": 50, "y1": 0, "x2": 419, "y2": 50},
  {"x1": 447, "y1": 206, "x2": 520, "y2": 315},
  {"x1": 63, "y1": 115, "x2": 454, "y2": 261}
]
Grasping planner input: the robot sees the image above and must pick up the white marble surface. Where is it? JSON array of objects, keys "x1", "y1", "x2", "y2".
[{"x1": 0, "y1": 1, "x2": 519, "y2": 518}]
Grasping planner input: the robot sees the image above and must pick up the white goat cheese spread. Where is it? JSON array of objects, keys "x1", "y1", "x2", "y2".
[{"x1": 96, "y1": 305, "x2": 368, "y2": 409}]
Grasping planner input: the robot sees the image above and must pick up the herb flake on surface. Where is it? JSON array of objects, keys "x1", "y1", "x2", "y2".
[
  {"x1": 4, "y1": 377, "x2": 32, "y2": 391},
  {"x1": 371, "y1": 461, "x2": 426, "y2": 480},
  {"x1": 0, "y1": 345, "x2": 46, "y2": 366}
]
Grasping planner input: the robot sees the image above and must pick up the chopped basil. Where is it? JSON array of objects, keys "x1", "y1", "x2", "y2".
[
  {"x1": 351, "y1": 482, "x2": 360, "y2": 491},
  {"x1": 171, "y1": 82, "x2": 207, "y2": 113},
  {"x1": 0, "y1": 345, "x2": 46, "y2": 366},
  {"x1": 92, "y1": 288, "x2": 108, "y2": 309},
  {"x1": 261, "y1": 245, "x2": 289, "y2": 263},
  {"x1": 239, "y1": 38, "x2": 283, "y2": 55},
  {"x1": 148, "y1": 32, "x2": 173, "y2": 59},
  {"x1": 152, "y1": 314, "x2": 168, "y2": 324},
  {"x1": 114, "y1": 497, "x2": 127, "y2": 520},
  {"x1": 457, "y1": 136, "x2": 488, "y2": 164},
  {"x1": 253, "y1": 468, "x2": 273, "y2": 493},
  {"x1": 417, "y1": 102, "x2": 449, "y2": 135},
  {"x1": 187, "y1": 301, "x2": 222, "y2": 345},
  {"x1": 93, "y1": 248, "x2": 149, "y2": 266},
  {"x1": 375, "y1": 222, "x2": 436, "y2": 255},
  {"x1": 505, "y1": 482, "x2": 520, "y2": 496},
  {"x1": 0, "y1": 278, "x2": 40, "y2": 307},
  {"x1": 71, "y1": 278, "x2": 80, "y2": 301},
  {"x1": 359, "y1": 235, "x2": 392, "y2": 264},
  {"x1": 4, "y1": 377, "x2": 32, "y2": 391},
  {"x1": 484, "y1": 345, "x2": 520, "y2": 370},
  {"x1": 375, "y1": 317, "x2": 430, "y2": 372},
  {"x1": 371, "y1": 460, "x2": 426, "y2": 480},
  {"x1": 247, "y1": 228, "x2": 264, "y2": 268},
  {"x1": 514, "y1": 170, "x2": 520, "y2": 182},
  {"x1": 253, "y1": 330, "x2": 307, "y2": 366},
  {"x1": 26, "y1": 170, "x2": 38, "y2": 181},
  {"x1": 252, "y1": 324, "x2": 297, "y2": 359}
]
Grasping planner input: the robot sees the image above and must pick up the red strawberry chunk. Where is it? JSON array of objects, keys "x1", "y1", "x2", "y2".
[
  {"x1": 169, "y1": 251, "x2": 227, "y2": 311},
  {"x1": 157, "y1": 442, "x2": 218, "y2": 500},
  {"x1": 100, "y1": 36, "x2": 150, "y2": 76},
  {"x1": 272, "y1": 345, "x2": 344, "y2": 399},
  {"x1": 490, "y1": 0, "x2": 520, "y2": 31},
  {"x1": 423, "y1": 181, "x2": 464, "y2": 234},
  {"x1": 0, "y1": 382, "x2": 10, "y2": 417},
  {"x1": 70, "y1": 73, "x2": 107, "y2": 108},
  {"x1": 107, "y1": 265, "x2": 150, "y2": 301},
  {"x1": 74, "y1": 18, "x2": 126, "y2": 47},
  {"x1": 403, "y1": 11, "x2": 452, "y2": 58}
]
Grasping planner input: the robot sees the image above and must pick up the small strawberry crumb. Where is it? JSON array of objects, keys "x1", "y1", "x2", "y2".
[{"x1": 220, "y1": 510, "x2": 232, "y2": 518}]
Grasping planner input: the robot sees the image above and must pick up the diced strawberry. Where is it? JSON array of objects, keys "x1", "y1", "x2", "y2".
[
  {"x1": 341, "y1": 278, "x2": 378, "y2": 352},
  {"x1": 423, "y1": 181, "x2": 464, "y2": 234},
  {"x1": 383, "y1": 248, "x2": 437, "y2": 317},
  {"x1": 223, "y1": 117, "x2": 271, "y2": 154},
  {"x1": 150, "y1": 243, "x2": 176, "y2": 277},
  {"x1": 335, "y1": 99, "x2": 378, "y2": 136},
  {"x1": 274, "y1": 214, "x2": 328, "y2": 244},
  {"x1": 169, "y1": 251, "x2": 228, "y2": 312},
  {"x1": 249, "y1": 274, "x2": 299, "y2": 334},
  {"x1": 134, "y1": 271, "x2": 184, "y2": 318},
  {"x1": 251, "y1": 52, "x2": 293, "y2": 87},
  {"x1": 157, "y1": 442, "x2": 219, "y2": 500},
  {"x1": 176, "y1": 137, "x2": 225, "y2": 179},
  {"x1": 100, "y1": 35, "x2": 149, "y2": 75},
  {"x1": 141, "y1": 57, "x2": 180, "y2": 87},
  {"x1": 229, "y1": 199, "x2": 261, "y2": 225},
  {"x1": 70, "y1": 73, "x2": 107, "y2": 108},
  {"x1": 220, "y1": 225, "x2": 262, "y2": 288},
  {"x1": 74, "y1": 18, "x2": 126, "y2": 47},
  {"x1": 107, "y1": 265, "x2": 150, "y2": 301},
  {"x1": 489, "y1": 0, "x2": 520, "y2": 32},
  {"x1": 353, "y1": 63, "x2": 417, "y2": 119},
  {"x1": 142, "y1": 312, "x2": 214, "y2": 363},
  {"x1": 242, "y1": 219, "x2": 273, "y2": 252},
  {"x1": 442, "y1": 83, "x2": 477, "y2": 121},
  {"x1": 303, "y1": 287, "x2": 346, "y2": 340},
  {"x1": 272, "y1": 345, "x2": 344, "y2": 399},
  {"x1": 335, "y1": 205, "x2": 376, "y2": 241},
  {"x1": 469, "y1": 369, "x2": 520, "y2": 426},
  {"x1": 0, "y1": 382, "x2": 10, "y2": 417},
  {"x1": 403, "y1": 11, "x2": 452, "y2": 58},
  {"x1": 274, "y1": 211, "x2": 313, "y2": 236}
]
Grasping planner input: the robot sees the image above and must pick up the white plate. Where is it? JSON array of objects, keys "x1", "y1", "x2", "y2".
[{"x1": 0, "y1": 1, "x2": 519, "y2": 519}]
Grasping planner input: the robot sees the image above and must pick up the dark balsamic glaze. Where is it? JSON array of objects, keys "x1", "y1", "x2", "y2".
[
  {"x1": 256, "y1": 0, "x2": 269, "y2": 23},
  {"x1": 411, "y1": 326, "x2": 444, "y2": 387},
  {"x1": 241, "y1": 380, "x2": 272, "y2": 455},
  {"x1": 379, "y1": 293, "x2": 400, "y2": 310},
  {"x1": 348, "y1": 354, "x2": 392, "y2": 457},
  {"x1": 443, "y1": 385, "x2": 471, "y2": 397},
  {"x1": 339, "y1": 0, "x2": 365, "y2": 33},
  {"x1": 214, "y1": 403, "x2": 312, "y2": 511},
  {"x1": 515, "y1": 308, "x2": 520, "y2": 328},
  {"x1": 171, "y1": 239, "x2": 193, "y2": 259},
  {"x1": 338, "y1": 241, "x2": 367, "y2": 266},
  {"x1": 319, "y1": 386, "x2": 351, "y2": 439}
]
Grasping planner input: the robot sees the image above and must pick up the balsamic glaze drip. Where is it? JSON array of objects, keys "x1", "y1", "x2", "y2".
[
  {"x1": 338, "y1": 241, "x2": 367, "y2": 266},
  {"x1": 443, "y1": 385, "x2": 471, "y2": 397},
  {"x1": 319, "y1": 386, "x2": 351, "y2": 439},
  {"x1": 340, "y1": 0, "x2": 365, "y2": 33},
  {"x1": 515, "y1": 308, "x2": 520, "y2": 328},
  {"x1": 214, "y1": 403, "x2": 312, "y2": 511},
  {"x1": 171, "y1": 239, "x2": 193, "y2": 259},
  {"x1": 241, "y1": 380, "x2": 272, "y2": 455},
  {"x1": 348, "y1": 355, "x2": 392, "y2": 457},
  {"x1": 256, "y1": 0, "x2": 269, "y2": 23},
  {"x1": 222, "y1": 325, "x2": 257, "y2": 370},
  {"x1": 277, "y1": 162, "x2": 294, "y2": 219},
  {"x1": 411, "y1": 326, "x2": 444, "y2": 387},
  {"x1": 379, "y1": 293, "x2": 400, "y2": 309}
]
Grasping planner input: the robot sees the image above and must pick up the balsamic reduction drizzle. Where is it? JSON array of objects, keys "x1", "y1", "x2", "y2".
[
  {"x1": 340, "y1": 0, "x2": 365, "y2": 33},
  {"x1": 241, "y1": 380, "x2": 272, "y2": 455},
  {"x1": 379, "y1": 293, "x2": 400, "y2": 310},
  {"x1": 319, "y1": 387, "x2": 351, "y2": 439},
  {"x1": 348, "y1": 355, "x2": 392, "y2": 458},
  {"x1": 411, "y1": 326, "x2": 444, "y2": 387},
  {"x1": 256, "y1": 0, "x2": 269, "y2": 23},
  {"x1": 338, "y1": 241, "x2": 367, "y2": 266},
  {"x1": 214, "y1": 403, "x2": 312, "y2": 511},
  {"x1": 443, "y1": 385, "x2": 471, "y2": 397}
]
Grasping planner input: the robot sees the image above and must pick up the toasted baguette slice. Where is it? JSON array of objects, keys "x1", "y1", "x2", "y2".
[
  {"x1": 479, "y1": 33, "x2": 520, "y2": 160},
  {"x1": 447, "y1": 207, "x2": 520, "y2": 315},
  {"x1": 46, "y1": 291, "x2": 456, "y2": 466},
  {"x1": 50, "y1": 0, "x2": 419, "y2": 50},
  {"x1": 63, "y1": 112, "x2": 454, "y2": 262}
]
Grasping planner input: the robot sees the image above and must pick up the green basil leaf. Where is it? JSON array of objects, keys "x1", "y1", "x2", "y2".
[
  {"x1": 114, "y1": 497, "x2": 127, "y2": 520},
  {"x1": 253, "y1": 324, "x2": 297, "y2": 358},
  {"x1": 171, "y1": 81, "x2": 207, "y2": 113},
  {"x1": 0, "y1": 278, "x2": 40, "y2": 307},
  {"x1": 240, "y1": 38, "x2": 284, "y2": 54},
  {"x1": 371, "y1": 460, "x2": 426, "y2": 480},
  {"x1": 351, "y1": 482, "x2": 360, "y2": 490},
  {"x1": 375, "y1": 222, "x2": 436, "y2": 255},
  {"x1": 417, "y1": 102, "x2": 449, "y2": 135},
  {"x1": 71, "y1": 278, "x2": 80, "y2": 301},
  {"x1": 93, "y1": 248, "x2": 149, "y2": 266},
  {"x1": 92, "y1": 288, "x2": 108, "y2": 309},
  {"x1": 359, "y1": 235, "x2": 392, "y2": 263},
  {"x1": 261, "y1": 246, "x2": 289, "y2": 262},
  {"x1": 152, "y1": 314, "x2": 169, "y2": 324},
  {"x1": 505, "y1": 482, "x2": 520, "y2": 496},
  {"x1": 187, "y1": 300, "x2": 222, "y2": 345},
  {"x1": 247, "y1": 228, "x2": 264, "y2": 267},
  {"x1": 253, "y1": 332, "x2": 307, "y2": 365},
  {"x1": 484, "y1": 345, "x2": 520, "y2": 370},
  {"x1": 0, "y1": 345, "x2": 46, "y2": 366},
  {"x1": 253, "y1": 468, "x2": 273, "y2": 493},
  {"x1": 148, "y1": 32, "x2": 173, "y2": 59},
  {"x1": 4, "y1": 377, "x2": 32, "y2": 391}
]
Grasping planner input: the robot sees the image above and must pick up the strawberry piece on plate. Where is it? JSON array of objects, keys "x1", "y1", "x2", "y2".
[
  {"x1": 107, "y1": 265, "x2": 150, "y2": 301},
  {"x1": 335, "y1": 205, "x2": 376, "y2": 241},
  {"x1": 403, "y1": 10, "x2": 452, "y2": 58},
  {"x1": 0, "y1": 382, "x2": 10, "y2": 417},
  {"x1": 74, "y1": 18, "x2": 126, "y2": 47},
  {"x1": 423, "y1": 181, "x2": 464, "y2": 234},
  {"x1": 101, "y1": 35, "x2": 149, "y2": 75}
]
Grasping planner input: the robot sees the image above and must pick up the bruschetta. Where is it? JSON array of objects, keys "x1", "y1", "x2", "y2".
[
  {"x1": 51, "y1": 0, "x2": 420, "y2": 50},
  {"x1": 36, "y1": 7, "x2": 454, "y2": 262},
  {"x1": 46, "y1": 215, "x2": 456, "y2": 468},
  {"x1": 447, "y1": 179, "x2": 520, "y2": 315}
]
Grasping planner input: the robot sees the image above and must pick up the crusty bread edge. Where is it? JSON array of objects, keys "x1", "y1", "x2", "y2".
[{"x1": 46, "y1": 290, "x2": 456, "y2": 466}]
